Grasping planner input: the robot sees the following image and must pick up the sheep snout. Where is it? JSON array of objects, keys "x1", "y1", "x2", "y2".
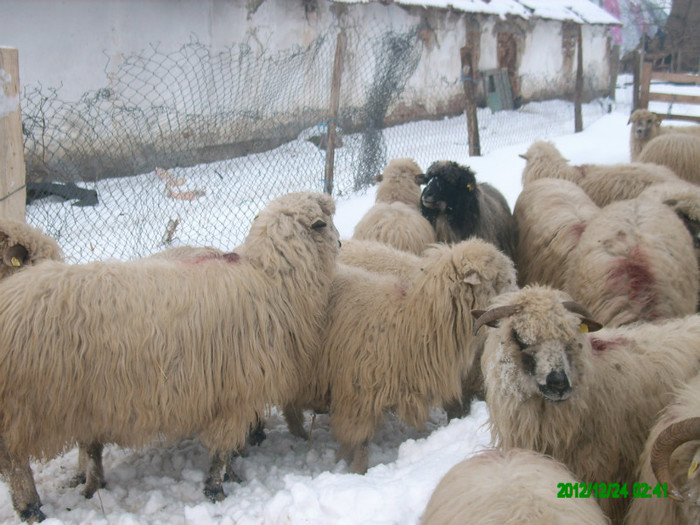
[{"x1": 539, "y1": 370, "x2": 572, "y2": 401}]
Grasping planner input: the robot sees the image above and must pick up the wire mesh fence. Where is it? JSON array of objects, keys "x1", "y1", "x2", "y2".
[{"x1": 20, "y1": 24, "x2": 612, "y2": 263}]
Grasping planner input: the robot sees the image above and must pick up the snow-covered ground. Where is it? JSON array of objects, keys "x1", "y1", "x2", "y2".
[{"x1": 0, "y1": 75, "x2": 696, "y2": 525}]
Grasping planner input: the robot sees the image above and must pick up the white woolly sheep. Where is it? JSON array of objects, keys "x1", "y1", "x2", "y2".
[
  {"x1": 473, "y1": 285, "x2": 700, "y2": 524},
  {"x1": 421, "y1": 448, "x2": 611, "y2": 525},
  {"x1": 373, "y1": 157, "x2": 425, "y2": 207},
  {"x1": 638, "y1": 133, "x2": 700, "y2": 186},
  {"x1": 0, "y1": 191, "x2": 340, "y2": 523},
  {"x1": 629, "y1": 108, "x2": 700, "y2": 161},
  {"x1": 514, "y1": 178, "x2": 699, "y2": 326},
  {"x1": 420, "y1": 161, "x2": 517, "y2": 260},
  {"x1": 520, "y1": 140, "x2": 686, "y2": 208},
  {"x1": 625, "y1": 374, "x2": 700, "y2": 525},
  {"x1": 352, "y1": 158, "x2": 436, "y2": 254},
  {"x1": 285, "y1": 238, "x2": 517, "y2": 474},
  {"x1": 0, "y1": 218, "x2": 63, "y2": 279}
]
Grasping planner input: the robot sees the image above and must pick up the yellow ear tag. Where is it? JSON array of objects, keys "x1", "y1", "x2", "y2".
[
  {"x1": 466, "y1": 184, "x2": 473, "y2": 191},
  {"x1": 579, "y1": 323, "x2": 589, "y2": 334},
  {"x1": 689, "y1": 461, "x2": 699, "y2": 478},
  {"x1": 10, "y1": 257, "x2": 21, "y2": 267}
]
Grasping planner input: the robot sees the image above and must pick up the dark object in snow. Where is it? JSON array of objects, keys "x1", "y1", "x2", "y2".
[{"x1": 27, "y1": 182, "x2": 98, "y2": 207}]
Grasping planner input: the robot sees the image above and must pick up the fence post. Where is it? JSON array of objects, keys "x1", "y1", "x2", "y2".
[
  {"x1": 324, "y1": 29, "x2": 346, "y2": 196},
  {"x1": 0, "y1": 47, "x2": 26, "y2": 221},
  {"x1": 639, "y1": 60, "x2": 653, "y2": 109},
  {"x1": 460, "y1": 46, "x2": 481, "y2": 156},
  {"x1": 574, "y1": 24, "x2": 583, "y2": 132},
  {"x1": 632, "y1": 50, "x2": 641, "y2": 110}
]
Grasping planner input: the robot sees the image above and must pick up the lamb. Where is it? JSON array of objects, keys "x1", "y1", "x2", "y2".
[
  {"x1": 519, "y1": 140, "x2": 686, "y2": 208},
  {"x1": 285, "y1": 238, "x2": 518, "y2": 474},
  {"x1": 473, "y1": 285, "x2": 700, "y2": 524},
  {"x1": 514, "y1": 178, "x2": 699, "y2": 326},
  {"x1": 0, "y1": 191, "x2": 340, "y2": 523},
  {"x1": 628, "y1": 108, "x2": 700, "y2": 161},
  {"x1": 638, "y1": 133, "x2": 700, "y2": 186},
  {"x1": 420, "y1": 161, "x2": 517, "y2": 260},
  {"x1": 0, "y1": 218, "x2": 63, "y2": 279},
  {"x1": 421, "y1": 448, "x2": 611, "y2": 525},
  {"x1": 625, "y1": 374, "x2": 700, "y2": 525},
  {"x1": 352, "y1": 158, "x2": 435, "y2": 254}
]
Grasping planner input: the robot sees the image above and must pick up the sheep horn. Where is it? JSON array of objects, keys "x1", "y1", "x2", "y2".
[
  {"x1": 3, "y1": 244, "x2": 28, "y2": 268},
  {"x1": 562, "y1": 301, "x2": 603, "y2": 332},
  {"x1": 650, "y1": 417, "x2": 700, "y2": 502},
  {"x1": 472, "y1": 305, "x2": 520, "y2": 335}
]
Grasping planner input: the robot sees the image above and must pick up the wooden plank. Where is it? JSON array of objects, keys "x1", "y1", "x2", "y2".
[
  {"x1": 647, "y1": 92, "x2": 700, "y2": 105},
  {"x1": 649, "y1": 72, "x2": 700, "y2": 85},
  {"x1": 654, "y1": 113, "x2": 700, "y2": 124},
  {"x1": 632, "y1": 51, "x2": 641, "y2": 110},
  {"x1": 574, "y1": 24, "x2": 583, "y2": 133},
  {"x1": 0, "y1": 47, "x2": 26, "y2": 221},
  {"x1": 460, "y1": 46, "x2": 480, "y2": 156},
  {"x1": 323, "y1": 29, "x2": 346, "y2": 196}
]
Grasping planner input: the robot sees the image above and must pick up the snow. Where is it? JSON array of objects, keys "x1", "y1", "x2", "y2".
[
  {"x1": 332, "y1": 0, "x2": 621, "y2": 25},
  {"x1": 0, "y1": 75, "x2": 696, "y2": 524}
]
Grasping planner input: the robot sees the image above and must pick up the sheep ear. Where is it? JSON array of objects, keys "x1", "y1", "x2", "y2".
[
  {"x1": 3, "y1": 244, "x2": 29, "y2": 268},
  {"x1": 580, "y1": 319, "x2": 603, "y2": 333},
  {"x1": 310, "y1": 219, "x2": 327, "y2": 230},
  {"x1": 374, "y1": 174, "x2": 383, "y2": 183},
  {"x1": 518, "y1": 153, "x2": 528, "y2": 160},
  {"x1": 415, "y1": 173, "x2": 428, "y2": 185}
]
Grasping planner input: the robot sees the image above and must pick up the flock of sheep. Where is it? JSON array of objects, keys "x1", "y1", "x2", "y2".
[{"x1": 2, "y1": 109, "x2": 700, "y2": 524}]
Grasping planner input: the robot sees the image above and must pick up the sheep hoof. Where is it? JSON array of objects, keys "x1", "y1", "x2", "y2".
[
  {"x1": 203, "y1": 483, "x2": 226, "y2": 503},
  {"x1": 223, "y1": 469, "x2": 243, "y2": 484},
  {"x1": 18, "y1": 502, "x2": 46, "y2": 523},
  {"x1": 68, "y1": 473, "x2": 86, "y2": 488}
]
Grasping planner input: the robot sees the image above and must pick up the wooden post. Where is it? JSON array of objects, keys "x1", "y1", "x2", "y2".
[
  {"x1": 0, "y1": 47, "x2": 26, "y2": 221},
  {"x1": 639, "y1": 60, "x2": 653, "y2": 109},
  {"x1": 632, "y1": 50, "x2": 641, "y2": 110},
  {"x1": 460, "y1": 46, "x2": 481, "y2": 156},
  {"x1": 324, "y1": 29, "x2": 346, "y2": 196},
  {"x1": 574, "y1": 24, "x2": 583, "y2": 132}
]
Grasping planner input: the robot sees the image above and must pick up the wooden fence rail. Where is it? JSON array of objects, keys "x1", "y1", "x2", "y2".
[{"x1": 639, "y1": 59, "x2": 700, "y2": 123}]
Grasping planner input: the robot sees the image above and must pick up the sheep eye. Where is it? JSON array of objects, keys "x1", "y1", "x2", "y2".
[
  {"x1": 512, "y1": 329, "x2": 528, "y2": 351},
  {"x1": 311, "y1": 220, "x2": 327, "y2": 230}
]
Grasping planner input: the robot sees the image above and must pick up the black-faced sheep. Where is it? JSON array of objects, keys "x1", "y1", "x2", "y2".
[
  {"x1": 352, "y1": 158, "x2": 436, "y2": 254},
  {"x1": 0, "y1": 191, "x2": 340, "y2": 523},
  {"x1": 514, "y1": 178, "x2": 699, "y2": 326},
  {"x1": 625, "y1": 374, "x2": 700, "y2": 525},
  {"x1": 421, "y1": 448, "x2": 611, "y2": 525},
  {"x1": 419, "y1": 161, "x2": 517, "y2": 260},
  {"x1": 473, "y1": 285, "x2": 700, "y2": 524},
  {"x1": 0, "y1": 218, "x2": 63, "y2": 279},
  {"x1": 520, "y1": 140, "x2": 686, "y2": 207},
  {"x1": 285, "y1": 238, "x2": 517, "y2": 474},
  {"x1": 638, "y1": 133, "x2": 700, "y2": 186},
  {"x1": 629, "y1": 108, "x2": 700, "y2": 161}
]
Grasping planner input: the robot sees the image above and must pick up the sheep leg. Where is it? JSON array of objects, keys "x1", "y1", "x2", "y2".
[
  {"x1": 336, "y1": 441, "x2": 369, "y2": 475},
  {"x1": 223, "y1": 418, "x2": 266, "y2": 483},
  {"x1": 0, "y1": 439, "x2": 45, "y2": 523},
  {"x1": 203, "y1": 452, "x2": 226, "y2": 502},
  {"x1": 283, "y1": 403, "x2": 309, "y2": 440},
  {"x1": 80, "y1": 441, "x2": 106, "y2": 499},
  {"x1": 68, "y1": 445, "x2": 88, "y2": 487},
  {"x1": 443, "y1": 398, "x2": 464, "y2": 420}
]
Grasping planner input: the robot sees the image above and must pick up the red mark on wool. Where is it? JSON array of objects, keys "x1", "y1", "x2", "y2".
[
  {"x1": 575, "y1": 165, "x2": 589, "y2": 178},
  {"x1": 606, "y1": 246, "x2": 659, "y2": 318},
  {"x1": 188, "y1": 252, "x2": 241, "y2": 265},
  {"x1": 589, "y1": 336, "x2": 629, "y2": 353},
  {"x1": 222, "y1": 252, "x2": 240, "y2": 263},
  {"x1": 568, "y1": 222, "x2": 587, "y2": 242}
]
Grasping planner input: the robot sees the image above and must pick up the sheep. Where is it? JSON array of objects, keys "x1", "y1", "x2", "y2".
[
  {"x1": 629, "y1": 108, "x2": 700, "y2": 161},
  {"x1": 625, "y1": 373, "x2": 700, "y2": 525},
  {"x1": 352, "y1": 158, "x2": 436, "y2": 254},
  {"x1": 352, "y1": 201, "x2": 436, "y2": 255},
  {"x1": 373, "y1": 157, "x2": 425, "y2": 207},
  {"x1": 514, "y1": 178, "x2": 699, "y2": 326},
  {"x1": 285, "y1": 238, "x2": 518, "y2": 474},
  {"x1": 419, "y1": 161, "x2": 517, "y2": 260},
  {"x1": 0, "y1": 218, "x2": 63, "y2": 279},
  {"x1": 519, "y1": 140, "x2": 686, "y2": 208},
  {"x1": 421, "y1": 448, "x2": 611, "y2": 525},
  {"x1": 637, "y1": 133, "x2": 700, "y2": 185},
  {"x1": 0, "y1": 191, "x2": 340, "y2": 523},
  {"x1": 473, "y1": 285, "x2": 700, "y2": 524},
  {"x1": 337, "y1": 237, "x2": 504, "y2": 417}
]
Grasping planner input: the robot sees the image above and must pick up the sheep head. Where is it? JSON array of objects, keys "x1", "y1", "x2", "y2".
[
  {"x1": 420, "y1": 161, "x2": 479, "y2": 238},
  {"x1": 650, "y1": 417, "x2": 700, "y2": 503},
  {"x1": 629, "y1": 109, "x2": 660, "y2": 140},
  {"x1": 474, "y1": 286, "x2": 602, "y2": 403}
]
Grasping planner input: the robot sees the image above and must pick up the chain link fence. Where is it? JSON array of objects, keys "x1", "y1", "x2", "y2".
[{"x1": 20, "y1": 24, "x2": 612, "y2": 263}]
